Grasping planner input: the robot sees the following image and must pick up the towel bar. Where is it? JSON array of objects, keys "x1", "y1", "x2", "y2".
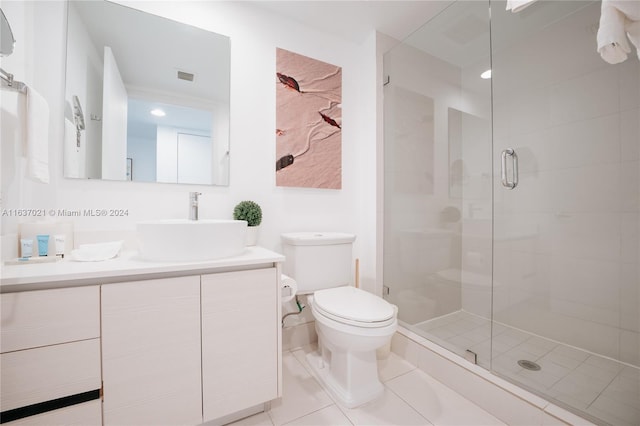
[{"x1": 0, "y1": 67, "x2": 27, "y2": 93}]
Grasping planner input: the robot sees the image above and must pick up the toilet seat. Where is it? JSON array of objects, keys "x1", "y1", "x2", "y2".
[{"x1": 313, "y1": 286, "x2": 396, "y2": 328}]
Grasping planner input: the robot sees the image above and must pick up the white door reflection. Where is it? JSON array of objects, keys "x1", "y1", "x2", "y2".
[{"x1": 127, "y1": 99, "x2": 216, "y2": 184}]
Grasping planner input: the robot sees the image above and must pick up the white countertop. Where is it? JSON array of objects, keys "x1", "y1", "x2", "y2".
[{"x1": 1, "y1": 246, "x2": 285, "y2": 293}]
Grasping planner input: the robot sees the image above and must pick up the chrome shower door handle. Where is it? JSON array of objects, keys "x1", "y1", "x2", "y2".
[{"x1": 501, "y1": 148, "x2": 518, "y2": 189}]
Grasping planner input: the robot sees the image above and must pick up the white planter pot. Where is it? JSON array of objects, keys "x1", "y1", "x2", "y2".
[{"x1": 246, "y1": 226, "x2": 259, "y2": 246}]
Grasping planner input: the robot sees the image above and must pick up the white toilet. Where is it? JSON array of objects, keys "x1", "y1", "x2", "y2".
[{"x1": 281, "y1": 232, "x2": 398, "y2": 408}]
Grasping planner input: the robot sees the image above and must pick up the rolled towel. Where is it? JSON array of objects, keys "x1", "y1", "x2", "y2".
[
  {"x1": 506, "y1": 0, "x2": 537, "y2": 13},
  {"x1": 627, "y1": 19, "x2": 640, "y2": 59},
  {"x1": 611, "y1": 0, "x2": 640, "y2": 20},
  {"x1": 597, "y1": 0, "x2": 640, "y2": 64},
  {"x1": 69, "y1": 240, "x2": 123, "y2": 262}
]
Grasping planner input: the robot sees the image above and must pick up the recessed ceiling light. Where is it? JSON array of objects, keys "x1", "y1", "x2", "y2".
[
  {"x1": 481, "y1": 69, "x2": 492, "y2": 79},
  {"x1": 150, "y1": 108, "x2": 166, "y2": 117}
]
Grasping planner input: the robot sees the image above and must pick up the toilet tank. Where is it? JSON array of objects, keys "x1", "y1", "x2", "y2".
[{"x1": 281, "y1": 232, "x2": 356, "y2": 294}]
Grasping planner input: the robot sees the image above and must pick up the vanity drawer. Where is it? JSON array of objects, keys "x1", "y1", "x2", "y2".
[
  {"x1": 0, "y1": 339, "x2": 101, "y2": 414},
  {"x1": 1, "y1": 286, "x2": 100, "y2": 353},
  {"x1": 2, "y1": 400, "x2": 101, "y2": 426}
]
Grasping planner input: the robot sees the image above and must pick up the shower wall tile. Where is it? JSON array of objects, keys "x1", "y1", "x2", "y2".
[
  {"x1": 490, "y1": 104, "x2": 511, "y2": 142},
  {"x1": 549, "y1": 257, "x2": 620, "y2": 324},
  {"x1": 492, "y1": 248, "x2": 550, "y2": 297},
  {"x1": 493, "y1": 212, "x2": 542, "y2": 249},
  {"x1": 619, "y1": 329, "x2": 640, "y2": 368},
  {"x1": 495, "y1": 249, "x2": 547, "y2": 305},
  {"x1": 546, "y1": 213, "x2": 621, "y2": 262},
  {"x1": 619, "y1": 261, "x2": 639, "y2": 332},
  {"x1": 620, "y1": 108, "x2": 640, "y2": 161},
  {"x1": 505, "y1": 86, "x2": 551, "y2": 136},
  {"x1": 546, "y1": 114, "x2": 620, "y2": 170},
  {"x1": 549, "y1": 67, "x2": 620, "y2": 127},
  {"x1": 550, "y1": 164, "x2": 621, "y2": 213},
  {"x1": 619, "y1": 60, "x2": 640, "y2": 111},
  {"x1": 620, "y1": 160, "x2": 639, "y2": 213},
  {"x1": 620, "y1": 212, "x2": 640, "y2": 264},
  {"x1": 548, "y1": 308, "x2": 620, "y2": 360},
  {"x1": 460, "y1": 282, "x2": 491, "y2": 318},
  {"x1": 493, "y1": 2, "x2": 602, "y2": 93},
  {"x1": 513, "y1": 128, "x2": 552, "y2": 174},
  {"x1": 496, "y1": 171, "x2": 554, "y2": 214}
]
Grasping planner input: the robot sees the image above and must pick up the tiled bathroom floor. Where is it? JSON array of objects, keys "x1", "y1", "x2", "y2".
[
  {"x1": 413, "y1": 311, "x2": 640, "y2": 426},
  {"x1": 230, "y1": 344, "x2": 505, "y2": 426}
]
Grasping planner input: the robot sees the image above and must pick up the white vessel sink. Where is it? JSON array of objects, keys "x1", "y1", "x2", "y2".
[{"x1": 137, "y1": 219, "x2": 247, "y2": 262}]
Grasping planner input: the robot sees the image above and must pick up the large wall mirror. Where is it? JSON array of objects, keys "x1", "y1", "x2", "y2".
[{"x1": 64, "y1": 1, "x2": 230, "y2": 185}]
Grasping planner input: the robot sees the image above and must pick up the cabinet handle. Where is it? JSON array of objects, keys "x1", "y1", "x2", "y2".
[
  {"x1": 0, "y1": 389, "x2": 100, "y2": 423},
  {"x1": 501, "y1": 148, "x2": 518, "y2": 189}
]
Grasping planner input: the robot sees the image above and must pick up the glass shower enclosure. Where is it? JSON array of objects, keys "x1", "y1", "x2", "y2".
[{"x1": 383, "y1": 1, "x2": 639, "y2": 425}]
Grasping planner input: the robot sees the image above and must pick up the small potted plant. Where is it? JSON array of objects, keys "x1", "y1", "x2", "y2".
[{"x1": 233, "y1": 200, "x2": 262, "y2": 246}]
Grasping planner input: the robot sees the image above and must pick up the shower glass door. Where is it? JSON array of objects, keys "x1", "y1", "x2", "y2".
[
  {"x1": 383, "y1": 0, "x2": 494, "y2": 366},
  {"x1": 490, "y1": 1, "x2": 639, "y2": 424}
]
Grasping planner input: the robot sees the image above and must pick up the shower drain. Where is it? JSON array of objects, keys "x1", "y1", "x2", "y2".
[{"x1": 517, "y1": 360, "x2": 541, "y2": 371}]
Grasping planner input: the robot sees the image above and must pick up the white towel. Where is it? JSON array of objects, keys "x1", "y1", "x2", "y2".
[
  {"x1": 628, "y1": 20, "x2": 640, "y2": 59},
  {"x1": 506, "y1": 0, "x2": 537, "y2": 13},
  {"x1": 25, "y1": 86, "x2": 50, "y2": 183},
  {"x1": 598, "y1": 0, "x2": 640, "y2": 64}
]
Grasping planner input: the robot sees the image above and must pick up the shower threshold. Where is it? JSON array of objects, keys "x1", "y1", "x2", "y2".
[{"x1": 409, "y1": 310, "x2": 639, "y2": 426}]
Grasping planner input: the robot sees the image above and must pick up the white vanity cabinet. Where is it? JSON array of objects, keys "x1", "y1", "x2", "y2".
[
  {"x1": 100, "y1": 276, "x2": 202, "y2": 426},
  {"x1": 201, "y1": 268, "x2": 279, "y2": 422},
  {"x1": 1, "y1": 246, "x2": 284, "y2": 426},
  {"x1": 0, "y1": 286, "x2": 102, "y2": 425}
]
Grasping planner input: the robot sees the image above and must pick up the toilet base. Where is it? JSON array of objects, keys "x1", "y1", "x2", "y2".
[{"x1": 305, "y1": 349, "x2": 384, "y2": 409}]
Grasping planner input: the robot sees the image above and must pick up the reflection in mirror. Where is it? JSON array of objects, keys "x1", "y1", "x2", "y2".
[
  {"x1": 64, "y1": 1, "x2": 230, "y2": 185},
  {"x1": 448, "y1": 108, "x2": 465, "y2": 199},
  {"x1": 448, "y1": 107, "x2": 490, "y2": 200},
  {"x1": 0, "y1": 8, "x2": 15, "y2": 57}
]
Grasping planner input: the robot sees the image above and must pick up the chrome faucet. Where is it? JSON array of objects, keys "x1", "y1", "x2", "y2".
[{"x1": 189, "y1": 192, "x2": 201, "y2": 220}]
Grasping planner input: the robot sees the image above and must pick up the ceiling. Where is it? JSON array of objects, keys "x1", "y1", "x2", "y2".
[
  {"x1": 248, "y1": 0, "x2": 599, "y2": 70},
  {"x1": 246, "y1": 1, "x2": 454, "y2": 44},
  {"x1": 72, "y1": 1, "x2": 230, "y2": 104}
]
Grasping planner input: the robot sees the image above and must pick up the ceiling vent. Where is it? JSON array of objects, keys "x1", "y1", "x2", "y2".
[{"x1": 177, "y1": 71, "x2": 194, "y2": 82}]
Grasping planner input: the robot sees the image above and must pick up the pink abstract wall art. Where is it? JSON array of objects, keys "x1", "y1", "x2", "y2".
[{"x1": 275, "y1": 48, "x2": 342, "y2": 189}]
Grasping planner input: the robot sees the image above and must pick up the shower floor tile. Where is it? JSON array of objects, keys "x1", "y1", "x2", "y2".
[{"x1": 411, "y1": 310, "x2": 640, "y2": 426}]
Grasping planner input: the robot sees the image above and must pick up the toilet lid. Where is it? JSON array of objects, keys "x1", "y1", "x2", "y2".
[{"x1": 313, "y1": 286, "x2": 396, "y2": 324}]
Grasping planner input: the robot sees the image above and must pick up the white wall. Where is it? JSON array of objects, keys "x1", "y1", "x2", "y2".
[
  {"x1": 127, "y1": 135, "x2": 156, "y2": 183},
  {"x1": 0, "y1": 1, "x2": 379, "y2": 297},
  {"x1": 101, "y1": 46, "x2": 128, "y2": 180},
  {"x1": 156, "y1": 126, "x2": 178, "y2": 183}
]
